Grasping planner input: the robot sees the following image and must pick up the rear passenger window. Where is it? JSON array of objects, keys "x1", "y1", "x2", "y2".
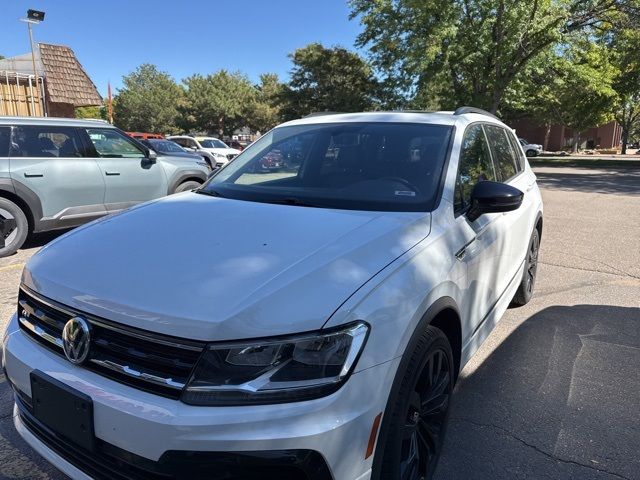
[
  {"x1": 10, "y1": 126, "x2": 85, "y2": 158},
  {"x1": 455, "y1": 124, "x2": 496, "y2": 212},
  {"x1": 0, "y1": 127, "x2": 10, "y2": 157},
  {"x1": 484, "y1": 125, "x2": 519, "y2": 181},
  {"x1": 507, "y1": 132, "x2": 525, "y2": 173}
]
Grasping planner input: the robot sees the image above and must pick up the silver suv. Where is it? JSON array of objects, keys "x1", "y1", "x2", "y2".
[{"x1": 0, "y1": 117, "x2": 210, "y2": 257}]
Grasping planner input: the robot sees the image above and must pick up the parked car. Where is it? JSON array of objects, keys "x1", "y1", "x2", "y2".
[
  {"x1": 126, "y1": 132, "x2": 164, "y2": 140},
  {"x1": 226, "y1": 140, "x2": 244, "y2": 151},
  {"x1": 0, "y1": 117, "x2": 210, "y2": 257},
  {"x1": 519, "y1": 137, "x2": 543, "y2": 157},
  {"x1": 3, "y1": 108, "x2": 542, "y2": 480},
  {"x1": 167, "y1": 135, "x2": 241, "y2": 169},
  {"x1": 140, "y1": 138, "x2": 211, "y2": 169}
]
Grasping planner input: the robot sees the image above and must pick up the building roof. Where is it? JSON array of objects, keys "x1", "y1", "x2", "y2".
[{"x1": 38, "y1": 43, "x2": 102, "y2": 107}]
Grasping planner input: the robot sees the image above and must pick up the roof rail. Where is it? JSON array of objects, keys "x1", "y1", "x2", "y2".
[
  {"x1": 454, "y1": 106, "x2": 499, "y2": 120},
  {"x1": 304, "y1": 111, "x2": 343, "y2": 118}
]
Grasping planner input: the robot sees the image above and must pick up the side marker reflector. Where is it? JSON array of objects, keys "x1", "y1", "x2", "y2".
[{"x1": 365, "y1": 412, "x2": 383, "y2": 459}]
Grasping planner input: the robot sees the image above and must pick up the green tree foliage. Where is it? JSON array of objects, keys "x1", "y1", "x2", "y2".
[
  {"x1": 350, "y1": 0, "x2": 639, "y2": 113},
  {"x1": 75, "y1": 105, "x2": 107, "y2": 120},
  {"x1": 113, "y1": 64, "x2": 183, "y2": 133},
  {"x1": 281, "y1": 43, "x2": 380, "y2": 119},
  {"x1": 609, "y1": 27, "x2": 640, "y2": 153},
  {"x1": 181, "y1": 71, "x2": 256, "y2": 136},
  {"x1": 247, "y1": 73, "x2": 285, "y2": 133}
]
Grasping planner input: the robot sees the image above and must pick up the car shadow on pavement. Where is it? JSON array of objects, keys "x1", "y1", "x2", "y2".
[
  {"x1": 21, "y1": 229, "x2": 72, "y2": 251},
  {"x1": 534, "y1": 167, "x2": 640, "y2": 196},
  {"x1": 434, "y1": 304, "x2": 640, "y2": 480}
]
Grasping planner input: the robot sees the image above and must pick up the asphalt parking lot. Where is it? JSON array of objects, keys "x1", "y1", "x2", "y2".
[{"x1": 0, "y1": 163, "x2": 639, "y2": 480}]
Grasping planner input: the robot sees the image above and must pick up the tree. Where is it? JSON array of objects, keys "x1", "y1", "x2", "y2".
[
  {"x1": 281, "y1": 43, "x2": 381, "y2": 119},
  {"x1": 181, "y1": 71, "x2": 256, "y2": 136},
  {"x1": 350, "y1": 0, "x2": 639, "y2": 113},
  {"x1": 247, "y1": 73, "x2": 285, "y2": 133},
  {"x1": 609, "y1": 27, "x2": 640, "y2": 153},
  {"x1": 75, "y1": 105, "x2": 107, "y2": 120},
  {"x1": 556, "y1": 42, "x2": 617, "y2": 151},
  {"x1": 113, "y1": 64, "x2": 183, "y2": 133}
]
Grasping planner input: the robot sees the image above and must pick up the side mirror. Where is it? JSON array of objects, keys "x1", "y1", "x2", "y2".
[{"x1": 467, "y1": 181, "x2": 523, "y2": 222}]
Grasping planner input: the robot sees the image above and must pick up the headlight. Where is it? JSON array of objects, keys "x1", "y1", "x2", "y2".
[
  {"x1": 181, "y1": 322, "x2": 369, "y2": 406},
  {"x1": 213, "y1": 152, "x2": 226, "y2": 158},
  {"x1": 196, "y1": 161, "x2": 210, "y2": 168}
]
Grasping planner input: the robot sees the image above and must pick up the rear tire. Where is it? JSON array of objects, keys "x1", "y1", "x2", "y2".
[
  {"x1": 526, "y1": 149, "x2": 538, "y2": 157},
  {"x1": 511, "y1": 228, "x2": 540, "y2": 306},
  {"x1": 0, "y1": 197, "x2": 29, "y2": 258},
  {"x1": 376, "y1": 326, "x2": 454, "y2": 480},
  {"x1": 172, "y1": 180, "x2": 202, "y2": 194}
]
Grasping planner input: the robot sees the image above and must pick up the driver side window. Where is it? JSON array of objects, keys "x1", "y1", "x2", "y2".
[{"x1": 454, "y1": 124, "x2": 496, "y2": 213}]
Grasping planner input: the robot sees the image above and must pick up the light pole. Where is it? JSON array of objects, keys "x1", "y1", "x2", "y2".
[{"x1": 19, "y1": 9, "x2": 45, "y2": 116}]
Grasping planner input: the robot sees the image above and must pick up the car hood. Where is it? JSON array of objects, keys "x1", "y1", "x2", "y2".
[
  {"x1": 158, "y1": 151, "x2": 202, "y2": 161},
  {"x1": 23, "y1": 194, "x2": 430, "y2": 341},
  {"x1": 203, "y1": 147, "x2": 241, "y2": 156}
]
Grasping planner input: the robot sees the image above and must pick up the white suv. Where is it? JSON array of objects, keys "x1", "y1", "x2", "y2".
[
  {"x1": 3, "y1": 108, "x2": 542, "y2": 480},
  {"x1": 167, "y1": 135, "x2": 241, "y2": 169}
]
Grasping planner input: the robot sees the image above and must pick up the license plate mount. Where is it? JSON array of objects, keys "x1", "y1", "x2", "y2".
[{"x1": 30, "y1": 370, "x2": 95, "y2": 451}]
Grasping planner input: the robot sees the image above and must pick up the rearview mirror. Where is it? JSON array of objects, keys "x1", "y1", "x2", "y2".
[{"x1": 467, "y1": 181, "x2": 523, "y2": 222}]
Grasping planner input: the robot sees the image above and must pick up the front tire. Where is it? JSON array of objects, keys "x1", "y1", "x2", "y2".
[
  {"x1": 376, "y1": 326, "x2": 454, "y2": 480},
  {"x1": 511, "y1": 228, "x2": 540, "y2": 306},
  {"x1": 172, "y1": 180, "x2": 202, "y2": 194},
  {"x1": 0, "y1": 197, "x2": 29, "y2": 258}
]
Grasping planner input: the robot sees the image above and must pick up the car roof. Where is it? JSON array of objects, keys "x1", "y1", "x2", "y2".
[
  {"x1": 0, "y1": 116, "x2": 114, "y2": 128},
  {"x1": 194, "y1": 136, "x2": 223, "y2": 141},
  {"x1": 279, "y1": 111, "x2": 507, "y2": 129}
]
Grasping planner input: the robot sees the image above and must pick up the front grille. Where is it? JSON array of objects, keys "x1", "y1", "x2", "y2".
[
  {"x1": 18, "y1": 287, "x2": 206, "y2": 399},
  {"x1": 226, "y1": 153, "x2": 237, "y2": 161}
]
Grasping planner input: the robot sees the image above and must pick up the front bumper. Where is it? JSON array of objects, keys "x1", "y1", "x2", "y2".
[{"x1": 3, "y1": 313, "x2": 397, "y2": 480}]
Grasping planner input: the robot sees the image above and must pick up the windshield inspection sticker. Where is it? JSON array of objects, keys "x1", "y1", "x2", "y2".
[{"x1": 395, "y1": 190, "x2": 416, "y2": 197}]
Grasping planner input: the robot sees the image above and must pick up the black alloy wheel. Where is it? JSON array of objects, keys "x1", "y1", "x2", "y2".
[{"x1": 399, "y1": 348, "x2": 452, "y2": 480}]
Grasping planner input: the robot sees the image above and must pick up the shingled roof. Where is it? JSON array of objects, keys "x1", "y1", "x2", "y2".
[{"x1": 38, "y1": 43, "x2": 102, "y2": 107}]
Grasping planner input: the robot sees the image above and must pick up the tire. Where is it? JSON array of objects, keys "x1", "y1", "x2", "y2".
[
  {"x1": 172, "y1": 180, "x2": 202, "y2": 194},
  {"x1": 376, "y1": 326, "x2": 455, "y2": 480},
  {"x1": 511, "y1": 228, "x2": 540, "y2": 306},
  {"x1": 526, "y1": 149, "x2": 538, "y2": 157},
  {"x1": 0, "y1": 197, "x2": 29, "y2": 258}
]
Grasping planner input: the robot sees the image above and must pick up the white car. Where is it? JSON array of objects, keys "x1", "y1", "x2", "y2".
[
  {"x1": 167, "y1": 135, "x2": 241, "y2": 169},
  {"x1": 3, "y1": 108, "x2": 543, "y2": 480},
  {"x1": 519, "y1": 137, "x2": 543, "y2": 157}
]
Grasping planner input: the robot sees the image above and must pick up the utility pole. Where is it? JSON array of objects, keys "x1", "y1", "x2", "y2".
[{"x1": 19, "y1": 9, "x2": 45, "y2": 116}]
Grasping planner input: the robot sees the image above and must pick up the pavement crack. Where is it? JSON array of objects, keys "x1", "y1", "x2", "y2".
[
  {"x1": 539, "y1": 260, "x2": 640, "y2": 280},
  {"x1": 545, "y1": 251, "x2": 640, "y2": 280},
  {"x1": 450, "y1": 417, "x2": 632, "y2": 480}
]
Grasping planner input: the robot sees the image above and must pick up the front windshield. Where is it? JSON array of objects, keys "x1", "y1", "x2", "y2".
[
  {"x1": 202, "y1": 122, "x2": 453, "y2": 212},
  {"x1": 151, "y1": 140, "x2": 185, "y2": 153},
  {"x1": 200, "y1": 139, "x2": 228, "y2": 148}
]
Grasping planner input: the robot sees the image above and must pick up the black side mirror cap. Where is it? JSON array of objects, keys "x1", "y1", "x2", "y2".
[{"x1": 467, "y1": 181, "x2": 524, "y2": 222}]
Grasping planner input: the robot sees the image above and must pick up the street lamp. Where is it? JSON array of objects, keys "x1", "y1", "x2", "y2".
[{"x1": 19, "y1": 9, "x2": 45, "y2": 116}]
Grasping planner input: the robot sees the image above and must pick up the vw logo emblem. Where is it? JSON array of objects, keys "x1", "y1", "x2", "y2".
[{"x1": 62, "y1": 316, "x2": 91, "y2": 364}]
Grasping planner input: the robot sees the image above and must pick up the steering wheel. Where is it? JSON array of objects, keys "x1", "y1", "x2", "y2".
[{"x1": 379, "y1": 177, "x2": 420, "y2": 193}]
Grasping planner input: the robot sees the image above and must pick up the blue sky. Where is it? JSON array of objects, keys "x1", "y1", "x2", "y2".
[{"x1": 1, "y1": 0, "x2": 363, "y2": 97}]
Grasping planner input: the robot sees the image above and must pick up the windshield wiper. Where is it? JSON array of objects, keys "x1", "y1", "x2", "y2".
[
  {"x1": 268, "y1": 197, "x2": 324, "y2": 208},
  {"x1": 196, "y1": 189, "x2": 225, "y2": 198}
]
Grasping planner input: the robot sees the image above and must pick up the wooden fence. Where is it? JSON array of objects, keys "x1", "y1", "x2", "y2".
[{"x1": 0, "y1": 71, "x2": 45, "y2": 117}]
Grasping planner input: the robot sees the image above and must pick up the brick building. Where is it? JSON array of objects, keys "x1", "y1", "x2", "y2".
[{"x1": 509, "y1": 119, "x2": 622, "y2": 151}]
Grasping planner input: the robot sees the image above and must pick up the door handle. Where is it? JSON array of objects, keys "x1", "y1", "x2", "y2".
[
  {"x1": 455, "y1": 237, "x2": 476, "y2": 260},
  {"x1": 24, "y1": 173, "x2": 44, "y2": 178},
  {"x1": 105, "y1": 171, "x2": 120, "y2": 176},
  {"x1": 526, "y1": 182, "x2": 536, "y2": 192}
]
